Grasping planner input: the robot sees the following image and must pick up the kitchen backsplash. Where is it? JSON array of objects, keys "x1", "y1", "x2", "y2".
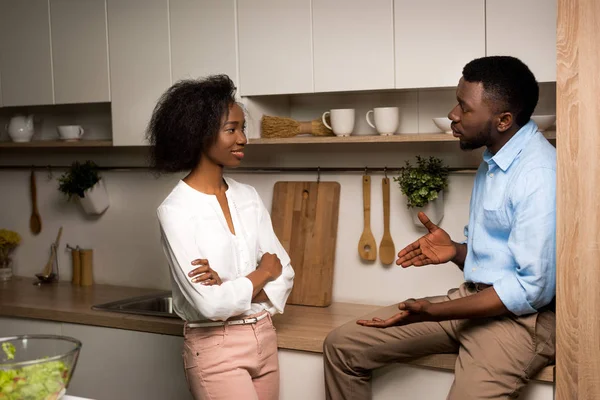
[{"x1": 0, "y1": 168, "x2": 473, "y2": 306}]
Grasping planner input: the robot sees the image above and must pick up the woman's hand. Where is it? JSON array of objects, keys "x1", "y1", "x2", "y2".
[
  {"x1": 257, "y1": 253, "x2": 282, "y2": 281},
  {"x1": 189, "y1": 259, "x2": 222, "y2": 286}
]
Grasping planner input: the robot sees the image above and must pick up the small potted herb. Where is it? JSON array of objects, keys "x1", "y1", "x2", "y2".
[
  {"x1": 394, "y1": 156, "x2": 449, "y2": 227},
  {"x1": 57, "y1": 161, "x2": 110, "y2": 215}
]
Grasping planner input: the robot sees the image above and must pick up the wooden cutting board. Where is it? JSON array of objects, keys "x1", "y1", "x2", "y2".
[{"x1": 270, "y1": 181, "x2": 341, "y2": 307}]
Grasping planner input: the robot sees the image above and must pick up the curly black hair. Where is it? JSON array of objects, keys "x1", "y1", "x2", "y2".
[
  {"x1": 462, "y1": 56, "x2": 539, "y2": 127},
  {"x1": 147, "y1": 74, "x2": 237, "y2": 173}
]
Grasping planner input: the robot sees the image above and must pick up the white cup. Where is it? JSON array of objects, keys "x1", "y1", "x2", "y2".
[
  {"x1": 57, "y1": 125, "x2": 84, "y2": 141},
  {"x1": 322, "y1": 109, "x2": 355, "y2": 136},
  {"x1": 366, "y1": 107, "x2": 399, "y2": 136}
]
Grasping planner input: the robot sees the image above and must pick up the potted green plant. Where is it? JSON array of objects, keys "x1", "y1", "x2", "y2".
[
  {"x1": 394, "y1": 156, "x2": 449, "y2": 227},
  {"x1": 57, "y1": 161, "x2": 110, "y2": 215},
  {"x1": 0, "y1": 229, "x2": 21, "y2": 281}
]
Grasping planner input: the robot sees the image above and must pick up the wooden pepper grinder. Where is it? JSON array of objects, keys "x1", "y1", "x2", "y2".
[
  {"x1": 79, "y1": 249, "x2": 94, "y2": 287},
  {"x1": 67, "y1": 244, "x2": 82, "y2": 285}
]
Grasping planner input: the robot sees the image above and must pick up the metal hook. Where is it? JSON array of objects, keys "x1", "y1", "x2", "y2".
[
  {"x1": 364, "y1": 166, "x2": 368, "y2": 175},
  {"x1": 384, "y1": 166, "x2": 388, "y2": 178},
  {"x1": 317, "y1": 166, "x2": 321, "y2": 183}
]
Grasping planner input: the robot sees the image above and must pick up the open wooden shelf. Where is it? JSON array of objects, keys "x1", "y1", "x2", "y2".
[
  {"x1": 0, "y1": 140, "x2": 113, "y2": 148},
  {"x1": 249, "y1": 131, "x2": 556, "y2": 145}
]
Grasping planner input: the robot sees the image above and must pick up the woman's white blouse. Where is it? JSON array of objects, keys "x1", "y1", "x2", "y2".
[{"x1": 157, "y1": 177, "x2": 295, "y2": 322}]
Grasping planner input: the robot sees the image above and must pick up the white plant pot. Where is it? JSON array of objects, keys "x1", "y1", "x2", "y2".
[
  {"x1": 79, "y1": 179, "x2": 110, "y2": 215},
  {"x1": 411, "y1": 190, "x2": 444, "y2": 228}
]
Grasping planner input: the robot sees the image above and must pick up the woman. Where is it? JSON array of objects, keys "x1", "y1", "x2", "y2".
[{"x1": 148, "y1": 75, "x2": 295, "y2": 400}]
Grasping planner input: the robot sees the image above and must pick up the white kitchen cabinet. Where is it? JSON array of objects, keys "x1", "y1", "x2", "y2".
[
  {"x1": 62, "y1": 323, "x2": 192, "y2": 400},
  {"x1": 486, "y1": 0, "x2": 557, "y2": 82},
  {"x1": 50, "y1": 0, "x2": 110, "y2": 104},
  {"x1": 237, "y1": 0, "x2": 313, "y2": 95},
  {"x1": 312, "y1": 0, "x2": 394, "y2": 92},
  {"x1": 394, "y1": 0, "x2": 485, "y2": 89},
  {"x1": 170, "y1": 0, "x2": 237, "y2": 85},
  {"x1": 107, "y1": 0, "x2": 171, "y2": 146},
  {"x1": 0, "y1": 317, "x2": 62, "y2": 337},
  {"x1": 0, "y1": 0, "x2": 54, "y2": 106}
]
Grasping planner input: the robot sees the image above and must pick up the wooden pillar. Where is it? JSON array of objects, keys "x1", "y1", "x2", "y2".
[{"x1": 556, "y1": 0, "x2": 600, "y2": 399}]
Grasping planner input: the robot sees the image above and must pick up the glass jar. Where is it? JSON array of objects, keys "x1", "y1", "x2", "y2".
[{"x1": 0, "y1": 258, "x2": 13, "y2": 281}]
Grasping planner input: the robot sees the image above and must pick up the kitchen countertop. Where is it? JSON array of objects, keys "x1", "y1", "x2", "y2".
[{"x1": 0, "y1": 277, "x2": 554, "y2": 382}]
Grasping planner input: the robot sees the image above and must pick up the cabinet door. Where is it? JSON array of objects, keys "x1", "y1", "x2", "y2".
[
  {"x1": 312, "y1": 0, "x2": 394, "y2": 92},
  {"x1": 237, "y1": 0, "x2": 313, "y2": 95},
  {"x1": 62, "y1": 323, "x2": 191, "y2": 400},
  {"x1": 0, "y1": 0, "x2": 54, "y2": 106},
  {"x1": 170, "y1": 0, "x2": 237, "y2": 84},
  {"x1": 107, "y1": 0, "x2": 171, "y2": 146},
  {"x1": 395, "y1": 0, "x2": 485, "y2": 89},
  {"x1": 50, "y1": 0, "x2": 110, "y2": 104},
  {"x1": 486, "y1": 0, "x2": 556, "y2": 82}
]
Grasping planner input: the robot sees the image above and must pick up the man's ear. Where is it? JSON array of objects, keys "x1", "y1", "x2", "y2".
[{"x1": 497, "y1": 112, "x2": 514, "y2": 133}]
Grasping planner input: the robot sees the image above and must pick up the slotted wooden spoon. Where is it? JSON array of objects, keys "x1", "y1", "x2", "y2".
[
  {"x1": 358, "y1": 175, "x2": 377, "y2": 261},
  {"x1": 379, "y1": 177, "x2": 396, "y2": 265}
]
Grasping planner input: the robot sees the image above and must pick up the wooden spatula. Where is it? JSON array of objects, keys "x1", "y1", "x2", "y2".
[
  {"x1": 358, "y1": 175, "x2": 377, "y2": 261},
  {"x1": 30, "y1": 170, "x2": 42, "y2": 235},
  {"x1": 379, "y1": 177, "x2": 396, "y2": 265}
]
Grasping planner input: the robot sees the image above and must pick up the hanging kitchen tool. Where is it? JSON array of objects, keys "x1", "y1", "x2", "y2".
[
  {"x1": 379, "y1": 169, "x2": 396, "y2": 265},
  {"x1": 358, "y1": 172, "x2": 377, "y2": 261},
  {"x1": 270, "y1": 180, "x2": 340, "y2": 307},
  {"x1": 29, "y1": 169, "x2": 42, "y2": 235}
]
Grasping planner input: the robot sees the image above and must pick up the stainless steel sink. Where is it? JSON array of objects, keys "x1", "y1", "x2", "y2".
[{"x1": 92, "y1": 292, "x2": 181, "y2": 319}]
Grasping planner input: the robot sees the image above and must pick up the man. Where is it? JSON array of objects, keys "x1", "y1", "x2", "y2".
[{"x1": 324, "y1": 56, "x2": 556, "y2": 400}]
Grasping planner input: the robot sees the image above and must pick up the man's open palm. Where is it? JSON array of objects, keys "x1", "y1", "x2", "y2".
[{"x1": 396, "y1": 212, "x2": 457, "y2": 267}]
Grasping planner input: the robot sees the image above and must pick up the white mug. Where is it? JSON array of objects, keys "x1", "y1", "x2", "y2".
[
  {"x1": 366, "y1": 107, "x2": 399, "y2": 136},
  {"x1": 57, "y1": 125, "x2": 85, "y2": 141},
  {"x1": 322, "y1": 109, "x2": 355, "y2": 136}
]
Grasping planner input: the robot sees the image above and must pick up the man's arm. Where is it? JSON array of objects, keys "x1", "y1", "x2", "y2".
[
  {"x1": 426, "y1": 287, "x2": 508, "y2": 320},
  {"x1": 357, "y1": 287, "x2": 509, "y2": 327},
  {"x1": 451, "y1": 241, "x2": 467, "y2": 270},
  {"x1": 495, "y1": 167, "x2": 556, "y2": 315}
]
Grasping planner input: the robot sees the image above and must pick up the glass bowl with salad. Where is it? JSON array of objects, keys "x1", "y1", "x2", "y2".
[{"x1": 1, "y1": 335, "x2": 82, "y2": 400}]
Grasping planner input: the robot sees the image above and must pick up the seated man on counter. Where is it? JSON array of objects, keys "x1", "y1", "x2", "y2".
[{"x1": 324, "y1": 55, "x2": 556, "y2": 400}]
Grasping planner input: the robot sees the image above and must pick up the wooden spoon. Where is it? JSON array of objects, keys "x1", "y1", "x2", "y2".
[
  {"x1": 29, "y1": 170, "x2": 42, "y2": 235},
  {"x1": 358, "y1": 175, "x2": 377, "y2": 261},
  {"x1": 379, "y1": 177, "x2": 396, "y2": 265},
  {"x1": 38, "y1": 226, "x2": 63, "y2": 280}
]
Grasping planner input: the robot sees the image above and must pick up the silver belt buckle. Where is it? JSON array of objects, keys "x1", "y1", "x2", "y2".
[{"x1": 227, "y1": 316, "x2": 258, "y2": 326}]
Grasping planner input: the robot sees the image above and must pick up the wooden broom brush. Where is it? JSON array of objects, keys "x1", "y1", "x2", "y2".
[{"x1": 261, "y1": 115, "x2": 333, "y2": 138}]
